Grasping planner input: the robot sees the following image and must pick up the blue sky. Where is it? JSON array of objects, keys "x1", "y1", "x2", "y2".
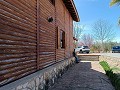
[{"x1": 74, "y1": 0, "x2": 120, "y2": 42}]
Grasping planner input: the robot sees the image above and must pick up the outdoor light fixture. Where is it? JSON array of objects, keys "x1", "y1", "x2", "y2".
[
  {"x1": 47, "y1": 17, "x2": 53, "y2": 22},
  {"x1": 73, "y1": 37, "x2": 78, "y2": 41}
]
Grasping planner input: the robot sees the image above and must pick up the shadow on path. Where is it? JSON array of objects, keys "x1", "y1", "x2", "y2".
[{"x1": 48, "y1": 61, "x2": 115, "y2": 90}]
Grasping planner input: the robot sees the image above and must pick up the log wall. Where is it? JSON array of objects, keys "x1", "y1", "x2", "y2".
[{"x1": 0, "y1": 0, "x2": 74, "y2": 86}]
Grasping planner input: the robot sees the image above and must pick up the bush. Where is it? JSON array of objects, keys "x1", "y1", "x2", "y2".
[
  {"x1": 99, "y1": 61, "x2": 111, "y2": 71},
  {"x1": 99, "y1": 61, "x2": 120, "y2": 90}
]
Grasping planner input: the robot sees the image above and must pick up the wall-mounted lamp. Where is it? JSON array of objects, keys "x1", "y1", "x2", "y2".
[
  {"x1": 73, "y1": 37, "x2": 78, "y2": 41},
  {"x1": 47, "y1": 17, "x2": 53, "y2": 22}
]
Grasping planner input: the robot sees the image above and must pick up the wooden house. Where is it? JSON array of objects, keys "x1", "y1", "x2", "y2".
[{"x1": 0, "y1": 0, "x2": 79, "y2": 87}]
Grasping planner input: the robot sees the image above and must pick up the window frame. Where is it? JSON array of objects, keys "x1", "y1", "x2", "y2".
[
  {"x1": 60, "y1": 30, "x2": 65, "y2": 49},
  {"x1": 56, "y1": 27, "x2": 66, "y2": 49},
  {"x1": 50, "y1": 0, "x2": 55, "y2": 6}
]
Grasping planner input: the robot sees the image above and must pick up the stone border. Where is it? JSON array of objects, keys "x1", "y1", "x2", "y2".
[
  {"x1": 78, "y1": 54, "x2": 100, "y2": 61},
  {"x1": 0, "y1": 57, "x2": 75, "y2": 90}
]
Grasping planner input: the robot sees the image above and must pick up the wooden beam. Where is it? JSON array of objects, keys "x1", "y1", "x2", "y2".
[
  {"x1": 37, "y1": 0, "x2": 40, "y2": 70},
  {"x1": 63, "y1": 0, "x2": 80, "y2": 22}
]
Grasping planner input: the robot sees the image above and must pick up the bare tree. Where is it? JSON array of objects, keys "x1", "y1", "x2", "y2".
[
  {"x1": 79, "y1": 34, "x2": 94, "y2": 48},
  {"x1": 92, "y1": 20, "x2": 115, "y2": 51},
  {"x1": 73, "y1": 22, "x2": 84, "y2": 41},
  {"x1": 73, "y1": 22, "x2": 85, "y2": 47},
  {"x1": 91, "y1": 42, "x2": 101, "y2": 53}
]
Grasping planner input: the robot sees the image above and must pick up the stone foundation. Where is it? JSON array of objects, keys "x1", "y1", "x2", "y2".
[{"x1": 0, "y1": 57, "x2": 75, "y2": 90}]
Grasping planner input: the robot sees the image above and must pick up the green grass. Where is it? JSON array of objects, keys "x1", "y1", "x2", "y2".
[
  {"x1": 111, "y1": 67, "x2": 120, "y2": 73},
  {"x1": 99, "y1": 61, "x2": 120, "y2": 90}
]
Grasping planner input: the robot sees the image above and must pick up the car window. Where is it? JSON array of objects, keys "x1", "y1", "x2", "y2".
[
  {"x1": 113, "y1": 46, "x2": 120, "y2": 49},
  {"x1": 83, "y1": 46, "x2": 89, "y2": 48}
]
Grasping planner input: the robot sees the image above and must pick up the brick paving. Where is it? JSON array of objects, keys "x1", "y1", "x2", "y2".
[{"x1": 48, "y1": 61, "x2": 115, "y2": 90}]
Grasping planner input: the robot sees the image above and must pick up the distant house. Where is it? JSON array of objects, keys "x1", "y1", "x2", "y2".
[{"x1": 0, "y1": 0, "x2": 79, "y2": 89}]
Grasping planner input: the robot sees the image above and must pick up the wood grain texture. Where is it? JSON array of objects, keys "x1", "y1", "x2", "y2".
[
  {"x1": 0, "y1": 0, "x2": 75, "y2": 86},
  {"x1": 0, "y1": 0, "x2": 37, "y2": 86}
]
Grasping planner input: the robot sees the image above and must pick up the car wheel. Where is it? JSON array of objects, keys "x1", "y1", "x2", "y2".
[
  {"x1": 79, "y1": 50, "x2": 82, "y2": 53},
  {"x1": 86, "y1": 52, "x2": 89, "y2": 54}
]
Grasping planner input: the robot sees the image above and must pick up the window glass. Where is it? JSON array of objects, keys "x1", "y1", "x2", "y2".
[{"x1": 60, "y1": 30, "x2": 65, "y2": 48}]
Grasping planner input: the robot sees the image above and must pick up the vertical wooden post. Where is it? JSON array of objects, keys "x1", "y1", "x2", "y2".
[
  {"x1": 64, "y1": 4, "x2": 66, "y2": 60},
  {"x1": 55, "y1": 1, "x2": 57, "y2": 63},
  {"x1": 37, "y1": 0, "x2": 40, "y2": 70},
  {"x1": 69, "y1": 14, "x2": 71, "y2": 57}
]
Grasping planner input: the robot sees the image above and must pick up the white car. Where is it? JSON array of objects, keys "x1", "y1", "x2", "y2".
[
  {"x1": 79, "y1": 46, "x2": 90, "y2": 53},
  {"x1": 75, "y1": 46, "x2": 90, "y2": 54},
  {"x1": 75, "y1": 47, "x2": 81, "y2": 53}
]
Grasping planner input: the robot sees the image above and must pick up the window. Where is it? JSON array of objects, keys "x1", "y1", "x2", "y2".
[
  {"x1": 50, "y1": 0, "x2": 55, "y2": 6},
  {"x1": 57, "y1": 27, "x2": 65, "y2": 49},
  {"x1": 60, "y1": 30, "x2": 65, "y2": 48}
]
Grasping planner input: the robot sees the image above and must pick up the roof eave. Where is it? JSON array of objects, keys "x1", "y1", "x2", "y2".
[{"x1": 63, "y1": 0, "x2": 80, "y2": 22}]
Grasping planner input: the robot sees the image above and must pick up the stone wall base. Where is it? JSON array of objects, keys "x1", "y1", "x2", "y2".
[{"x1": 0, "y1": 57, "x2": 75, "y2": 90}]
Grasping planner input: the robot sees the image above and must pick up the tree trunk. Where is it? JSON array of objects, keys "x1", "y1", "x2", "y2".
[{"x1": 101, "y1": 40, "x2": 104, "y2": 52}]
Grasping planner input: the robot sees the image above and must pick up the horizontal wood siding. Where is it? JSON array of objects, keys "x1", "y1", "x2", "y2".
[
  {"x1": 69, "y1": 16, "x2": 74, "y2": 57},
  {"x1": 65, "y1": 9, "x2": 70, "y2": 59},
  {"x1": 39, "y1": 0, "x2": 56, "y2": 69},
  {"x1": 56, "y1": 0, "x2": 66, "y2": 61},
  {"x1": 0, "y1": 0, "x2": 37, "y2": 85},
  {"x1": 55, "y1": 0, "x2": 74, "y2": 60},
  {"x1": 0, "y1": 0, "x2": 74, "y2": 86}
]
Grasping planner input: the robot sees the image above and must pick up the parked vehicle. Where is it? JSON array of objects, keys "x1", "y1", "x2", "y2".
[
  {"x1": 112, "y1": 46, "x2": 120, "y2": 53},
  {"x1": 75, "y1": 46, "x2": 81, "y2": 53},
  {"x1": 79, "y1": 46, "x2": 90, "y2": 53}
]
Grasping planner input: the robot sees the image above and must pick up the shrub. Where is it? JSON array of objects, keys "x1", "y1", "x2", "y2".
[{"x1": 99, "y1": 61, "x2": 120, "y2": 90}]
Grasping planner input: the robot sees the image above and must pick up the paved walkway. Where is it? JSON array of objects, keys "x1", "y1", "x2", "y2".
[{"x1": 48, "y1": 61, "x2": 115, "y2": 90}]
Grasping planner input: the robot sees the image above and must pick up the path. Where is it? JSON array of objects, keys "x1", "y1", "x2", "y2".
[{"x1": 48, "y1": 61, "x2": 115, "y2": 90}]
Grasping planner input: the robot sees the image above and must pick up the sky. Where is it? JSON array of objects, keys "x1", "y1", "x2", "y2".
[{"x1": 74, "y1": 0, "x2": 120, "y2": 42}]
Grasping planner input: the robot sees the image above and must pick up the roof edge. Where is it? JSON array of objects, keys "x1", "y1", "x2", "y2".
[{"x1": 63, "y1": 0, "x2": 80, "y2": 22}]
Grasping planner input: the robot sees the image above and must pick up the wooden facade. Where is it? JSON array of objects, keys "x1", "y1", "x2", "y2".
[{"x1": 0, "y1": 0, "x2": 79, "y2": 86}]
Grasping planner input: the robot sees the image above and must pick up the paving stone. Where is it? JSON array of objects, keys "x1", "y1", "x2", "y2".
[
  {"x1": 16, "y1": 85, "x2": 22, "y2": 90},
  {"x1": 48, "y1": 61, "x2": 115, "y2": 90}
]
